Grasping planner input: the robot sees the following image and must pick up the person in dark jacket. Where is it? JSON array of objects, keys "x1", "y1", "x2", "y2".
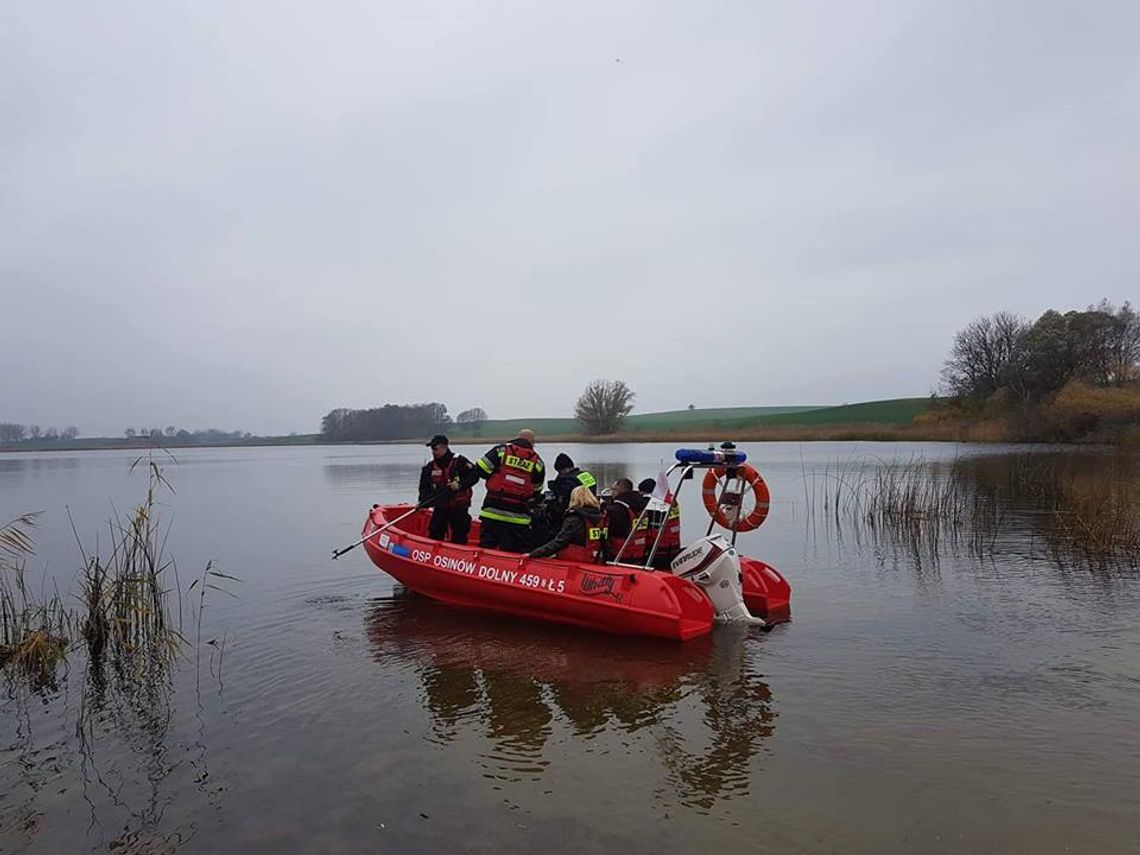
[
  {"x1": 418, "y1": 434, "x2": 477, "y2": 543},
  {"x1": 546, "y1": 453, "x2": 598, "y2": 509},
  {"x1": 605, "y1": 478, "x2": 647, "y2": 537},
  {"x1": 472, "y1": 429, "x2": 545, "y2": 553},
  {"x1": 528, "y1": 486, "x2": 606, "y2": 562},
  {"x1": 606, "y1": 478, "x2": 649, "y2": 563}
]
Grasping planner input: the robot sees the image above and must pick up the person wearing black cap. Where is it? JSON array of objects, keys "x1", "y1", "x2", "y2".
[
  {"x1": 418, "y1": 435, "x2": 477, "y2": 544},
  {"x1": 547, "y1": 453, "x2": 598, "y2": 510}
]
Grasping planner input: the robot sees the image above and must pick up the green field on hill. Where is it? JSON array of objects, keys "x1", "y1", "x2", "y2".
[
  {"x1": 3, "y1": 399, "x2": 935, "y2": 453},
  {"x1": 446, "y1": 401, "x2": 932, "y2": 440},
  {"x1": 448, "y1": 406, "x2": 822, "y2": 439},
  {"x1": 626, "y1": 405, "x2": 822, "y2": 428},
  {"x1": 744, "y1": 397, "x2": 932, "y2": 427}
]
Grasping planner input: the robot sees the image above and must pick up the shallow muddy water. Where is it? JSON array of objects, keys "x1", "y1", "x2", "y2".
[{"x1": 1, "y1": 442, "x2": 1138, "y2": 853}]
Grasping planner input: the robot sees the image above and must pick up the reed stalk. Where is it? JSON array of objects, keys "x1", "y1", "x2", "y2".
[
  {"x1": 79, "y1": 457, "x2": 184, "y2": 682},
  {"x1": 804, "y1": 453, "x2": 1140, "y2": 566}
]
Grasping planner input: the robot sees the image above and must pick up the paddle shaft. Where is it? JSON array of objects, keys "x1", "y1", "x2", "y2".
[{"x1": 331, "y1": 486, "x2": 453, "y2": 559}]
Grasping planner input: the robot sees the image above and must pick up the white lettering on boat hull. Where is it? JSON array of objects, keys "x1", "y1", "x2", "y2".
[{"x1": 401, "y1": 543, "x2": 568, "y2": 595}]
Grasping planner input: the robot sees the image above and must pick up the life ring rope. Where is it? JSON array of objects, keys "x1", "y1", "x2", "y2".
[{"x1": 701, "y1": 464, "x2": 771, "y2": 532}]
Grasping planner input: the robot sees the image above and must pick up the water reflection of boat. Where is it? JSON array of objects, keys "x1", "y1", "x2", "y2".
[
  {"x1": 365, "y1": 596, "x2": 776, "y2": 807},
  {"x1": 368, "y1": 593, "x2": 718, "y2": 692}
]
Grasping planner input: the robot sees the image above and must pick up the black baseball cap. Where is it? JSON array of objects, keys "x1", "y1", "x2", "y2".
[{"x1": 426, "y1": 434, "x2": 449, "y2": 447}]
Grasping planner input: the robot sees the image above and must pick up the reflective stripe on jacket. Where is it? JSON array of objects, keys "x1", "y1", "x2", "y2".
[
  {"x1": 576, "y1": 470, "x2": 597, "y2": 491},
  {"x1": 660, "y1": 504, "x2": 681, "y2": 550},
  {"x1": 478, "y1": 506, "x2": 532, "y2": 525}
]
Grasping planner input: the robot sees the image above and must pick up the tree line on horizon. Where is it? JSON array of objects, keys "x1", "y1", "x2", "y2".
[
  {"x1": 0, "y1": 423, "x2": 269, "y2": 446},
  {"x1": 124, "y1": 426, "x2": 254, "y2": 443},
  {"x1": 318, "y1": 379, "x2": 638, "y2": 442},
  {"x1": 0, "y1": 423, "x2": 80, "y2": 443},
  {"x1": 319, "y1": 404, "x2": 489, "y2": 443}
]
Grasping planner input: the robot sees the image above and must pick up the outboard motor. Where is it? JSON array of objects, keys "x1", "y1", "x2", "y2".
[{"x1": 670, "y1": 535, "x2": 764, "y2": 625}]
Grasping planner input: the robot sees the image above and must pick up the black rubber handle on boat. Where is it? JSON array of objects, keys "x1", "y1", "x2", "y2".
[{"x1": 331, "y1": 486, "x2": 454, "y2": 560}]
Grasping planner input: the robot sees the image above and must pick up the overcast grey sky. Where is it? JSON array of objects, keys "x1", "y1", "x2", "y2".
[{"x1": 3, "y1": 1, "x2": 1137, "y2": 436}]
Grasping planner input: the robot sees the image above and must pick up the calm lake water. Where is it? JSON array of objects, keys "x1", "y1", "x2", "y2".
[{"x1": 2, "y1": 442, "x2": 1139, "y2": 854}]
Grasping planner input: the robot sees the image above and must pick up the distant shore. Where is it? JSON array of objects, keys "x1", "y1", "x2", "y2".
[{"x1": 0, "y1": 421, "x2": 1101, "y2": 454}]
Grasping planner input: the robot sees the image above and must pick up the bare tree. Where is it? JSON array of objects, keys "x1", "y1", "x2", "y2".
[
  {"x1": 62, "y1": 426, "x2": 79, "y2": 440},
  {"x1": 165, "y1": 425, "x2": 177, "y2": 437},
  {"x1": 0, "y1": 423, "x2": 26, "y2": 443},
  {"x1": 1095, "y1": 300, "x2": 1140, "y2": 385},
  {"x1": 1116, "y1": 301, "x2": 1140, "y2": 382},
  {"x1": 574, "y1": 380, "x2": 635, "y2": 435},
  {"x1": 125, "y1": 428, "x2": 137, "y2": 439},
  {"x1": 28, "y1": 425, "x2": 42, "y2": 439},
  {"x1": 940, "y1": 311, "x2": 1029, "y2": 401}
]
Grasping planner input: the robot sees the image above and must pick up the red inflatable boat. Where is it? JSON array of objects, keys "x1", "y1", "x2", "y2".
[
  {"x1": 354, "y1": 447, "x2": 791, "y2": 641},
  {"x1": 361, "y1": 507, "x2": 789, "y2": 640}
]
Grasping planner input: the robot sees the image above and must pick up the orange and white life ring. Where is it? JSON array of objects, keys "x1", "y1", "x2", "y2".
[{"x1": 701, "y1": 464, "x2": 771, "y2": 532}]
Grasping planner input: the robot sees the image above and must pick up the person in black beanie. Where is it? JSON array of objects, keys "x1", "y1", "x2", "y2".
[{"x1": 546, "y1": 453, "x2": 598, "y2": 510}]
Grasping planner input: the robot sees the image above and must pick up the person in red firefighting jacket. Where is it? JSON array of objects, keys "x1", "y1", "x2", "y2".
[
  {"x1": 472, "y1": 428, "x2": 545, "y2": 553},
  {"x1": 418, "y1": 434, "x2": 477, "y2": 544}
]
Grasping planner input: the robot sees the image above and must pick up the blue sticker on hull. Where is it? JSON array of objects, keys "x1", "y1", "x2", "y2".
[{"x1": 390, "y1": 544, "x2": 411, "y2": 557}]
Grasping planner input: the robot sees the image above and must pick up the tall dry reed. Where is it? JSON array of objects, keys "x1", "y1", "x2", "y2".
[
  {"x1": 79, "y1": 456, "x2": 183, "y2": 682},
  {"x1": 1, "y1": 514, "x2": 70, "y2": 687}
]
